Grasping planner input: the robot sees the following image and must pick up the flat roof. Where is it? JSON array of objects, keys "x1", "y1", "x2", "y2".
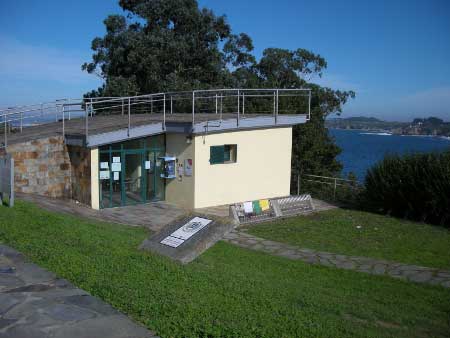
[{"x1": 4, "y1": 113, "x2": 307, "y2": 148}]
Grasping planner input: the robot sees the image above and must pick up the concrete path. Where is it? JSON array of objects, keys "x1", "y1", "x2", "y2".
[
  {"x1": 18, "y1": 193, "x2": 186, "y2": 232},
  {"x1": 223, "y1": 230, "x2": 450, "y2": 288},
  {"x1": 0, "y1": 244, "x2": 158, "y2": 338}
]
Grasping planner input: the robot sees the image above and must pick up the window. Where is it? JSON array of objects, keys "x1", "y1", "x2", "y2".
[{"x1": 210, "y1": 145, "x2": 237, "y2": 164}]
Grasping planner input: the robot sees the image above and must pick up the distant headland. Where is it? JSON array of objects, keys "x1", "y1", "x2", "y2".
[{"x1": 326, "y1": 116, "x2": 450, "y2": 138}]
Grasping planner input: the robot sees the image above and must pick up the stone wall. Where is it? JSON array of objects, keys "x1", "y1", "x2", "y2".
[
  {"x1": 7, "y1": 136, "x2": 72, "y2": 198},
  {"x1": 67, "y1": 145, "x2": 91, "y2": 205}
]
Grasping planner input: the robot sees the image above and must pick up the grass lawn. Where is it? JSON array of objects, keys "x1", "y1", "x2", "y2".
[
  {"x1": 244, "y1": 208, "x2": 450, "y2": 270},
  {"x1": 0, "y1": 201, "x2": 449, "y2": 338}
]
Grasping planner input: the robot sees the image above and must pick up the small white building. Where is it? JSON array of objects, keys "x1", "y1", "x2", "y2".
[{"x1": 1, "y1": 89, "x2": 310, "y2": 210}]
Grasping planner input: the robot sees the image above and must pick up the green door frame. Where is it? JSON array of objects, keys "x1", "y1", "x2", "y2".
[{"x1": 99, "y1": 139, "x2": 165, "y2": 209}]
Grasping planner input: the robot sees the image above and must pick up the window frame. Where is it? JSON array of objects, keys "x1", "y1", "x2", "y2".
[{"x1": 209, "y1": 144, "x2": 237, "y2": 165}]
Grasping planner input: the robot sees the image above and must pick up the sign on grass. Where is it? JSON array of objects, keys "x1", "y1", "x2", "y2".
[{"x1": 161, "y1": 217, "x2": 212, "y2": 248}]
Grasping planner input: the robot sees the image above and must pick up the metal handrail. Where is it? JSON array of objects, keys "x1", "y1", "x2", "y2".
[{"x1": 1, "y1": 88, "x2": 311, "y2": 149}]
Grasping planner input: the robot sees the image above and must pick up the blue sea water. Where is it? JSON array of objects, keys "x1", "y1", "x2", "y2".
[{"x1": 329, "y1": 129, "x2": 450, "y2": 182}]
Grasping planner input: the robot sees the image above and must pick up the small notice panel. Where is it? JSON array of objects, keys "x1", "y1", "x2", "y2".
[
  {"x1": 100, "y1": 171, "x2": 110, "y2": 180},
  {"x1": 113, "y1": 156, "x2": 121, "y2": 163},
  {"x1": 113, "y1": 172, "x2": 120, "y2": 181},
  {"x1": 160, "y1": 236, "x2": 185, "y2": 248},
  {"x1": 145, "y1": 161, "x2": 151, "y2": 170},
  {"x1": 184, "y1": 159, "x2": 193, "y2": 176},
  {"x1": 160, "y1": 217, "x2": 212, "y2": 248},
  {"x1": 100, "y1": 162, "x2": 109, "y2": 169},
  {"x1": 111, "y1": 163, "x2": 121, "y2": 172}
]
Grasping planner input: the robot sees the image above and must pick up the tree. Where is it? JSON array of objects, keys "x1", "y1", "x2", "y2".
[{"x1": 83, "y1": 0, "x2": 355, "y2": 179}]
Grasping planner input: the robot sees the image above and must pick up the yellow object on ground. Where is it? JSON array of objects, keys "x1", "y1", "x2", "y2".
[{"x1": 260, "y1": 199, "x2": 270, "y2": 211}]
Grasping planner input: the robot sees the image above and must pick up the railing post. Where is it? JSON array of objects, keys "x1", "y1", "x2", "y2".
[
  {"x1": 163, "y1": 94, "x2": 166, "y2": 130},
  {"x1": 275, "y1": 89, "x2": 279, "y2": 125},
  {"x1": 85, "y1": 102, "x2": 89, "y2": 141},
  {"x1": 273, "y1": 91, "x2": 276, "y2": 118},
  {"x1": 4, "y1": 117, "x2": 7, "y2": 148},
  {"x1": 333, "y1": 178, "x2": 337, "y2": 200},
  {"x1": 151, "y1": 96, "x2": 153, "y2": 114},
  {"x1": 128, "y1": 97, "x2": 131, "y2": 137},
  {"x1": 237, "y1": 89, "x2": 240, "y2": 127},
  {"x1": 192, "y1": 91, "x2": 195, "y2": 129},
  {"x1": 68, "y1": 98, "x2": 71, "y2": 120},
  {"x1": 9, "y1": 156, "x2": 14, "y2": 207},
  {"x1": 170, "y1": 96, "x2": 173, "y2": 114},
  {"x1": 297, "y1": 171, "x2": 300, "y2": 195},
  {"x1": 242, "y1": 92, "x2": 245, "y2": 115},
  {"x1": 215, "y1": 94, "x2": 218, "y2": 114},
  {"x1": 121, "y1": 98, "x2": 124, "y2": 116},
  {"x1": 308, "y1": 90, "x2": 311, "y2": 120},
  {"x1": 90, "y1": 98, "x2": 93, "y2": 117},
  {"x1": 62, "y1": 105, "x2": 65, "y2": 138}
]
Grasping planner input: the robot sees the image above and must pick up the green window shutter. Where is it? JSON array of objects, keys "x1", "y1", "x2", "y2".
[
  {"x1": 224, "y1": 145, "x2": 231, "y2": 162},
  {"x1": 210, "y1": 145, "x2": 225, "y2": 164}
]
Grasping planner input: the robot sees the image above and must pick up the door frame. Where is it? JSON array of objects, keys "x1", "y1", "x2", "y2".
[{"x1": 98, "y1": 137, "x2": 165, "y2": 209}]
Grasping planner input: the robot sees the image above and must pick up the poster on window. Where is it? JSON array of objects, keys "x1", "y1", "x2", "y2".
[
  {"x1": 100, "y1": 171, "x2": 110, "y2": 180},
  {"x1": 111, "y1": 162, "x2": 121, "y2": 172},
  {"x1": 184, "y1": 159, "x2": 193, "y2": 176}
]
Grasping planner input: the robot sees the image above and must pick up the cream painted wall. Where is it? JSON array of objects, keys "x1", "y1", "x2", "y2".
[
  {"x1": 194, "y1": 127, "x2": 292, "y2": 208},
  {"x1": 165, "y1": 133, "x2": 195, "y2": 209},
  {"x1": 90, "y1": 148, "x2": 100, "y2": 210}
]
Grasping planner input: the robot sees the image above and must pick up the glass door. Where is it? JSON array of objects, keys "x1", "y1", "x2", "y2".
[{"x1": 123, "y1": 151, "x2": 144, "y2": 205}]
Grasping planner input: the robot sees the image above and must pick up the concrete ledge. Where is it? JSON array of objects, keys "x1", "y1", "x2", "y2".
[{"x1": 139, "y1": 215, "x2": 234, "y2": 264}]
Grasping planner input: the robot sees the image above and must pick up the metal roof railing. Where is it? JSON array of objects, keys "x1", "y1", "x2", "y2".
[{"x1": 0, "y1": 88, "x2": 311, "y2": 148}]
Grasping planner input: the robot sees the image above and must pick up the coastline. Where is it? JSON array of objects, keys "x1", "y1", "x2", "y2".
[{"x1": 329, "y1": 128, "x2": 450, "y2": 141}]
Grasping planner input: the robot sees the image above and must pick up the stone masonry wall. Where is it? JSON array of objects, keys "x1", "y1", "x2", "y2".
[
  {"x1": 67, "y1": 145, "x2": 91, "y2": 205},
  {"x1": 7, "y1": 136, "x2": 72, "y2": 198}
]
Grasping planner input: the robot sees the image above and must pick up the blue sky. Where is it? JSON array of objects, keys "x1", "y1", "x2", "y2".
[{"x1": 0, "y1": 0, "x2": 449, "y2": 121}]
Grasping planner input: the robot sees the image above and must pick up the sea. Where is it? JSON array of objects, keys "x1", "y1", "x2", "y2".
[{"x1": 329, "y1": 129, "x2": 450, "y2": 182}]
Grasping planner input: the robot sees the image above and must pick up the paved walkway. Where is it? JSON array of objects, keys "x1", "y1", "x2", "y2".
[
  {"x1": 223, "y1": 230, "x2": 450, "y2": 288},
  {"x1": 0, "y1": 244, "x2": 158, "y2": 338},
  {"x1": 18, "y1": 193, "x2": 186, "y2": 232}
]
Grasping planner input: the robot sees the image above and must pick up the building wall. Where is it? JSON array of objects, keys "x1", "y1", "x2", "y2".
[
  {"x1": 67, "y1": 145, "x2": 91, "y2": 205},
  {"x1": 193, "y1": 127, "x2": 292, "y2": 208},
  {"x1": 165, "y1": 133, "x2": 195, "y2": 209},
  {"x1": 7, "y1": 136, "x2": 71, "y2": 198},
  {"x1": 90, "y1": 148, "x2": 100, "y2": 210}
]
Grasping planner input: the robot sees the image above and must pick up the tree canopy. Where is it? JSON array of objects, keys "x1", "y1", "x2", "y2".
[{"x1": 83, "y1": 0, "x2": 355, "y2": 178}]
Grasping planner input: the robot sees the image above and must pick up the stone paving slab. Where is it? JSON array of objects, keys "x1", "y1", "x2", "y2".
[
  {"x1": 18, "y1": 192, "x2": 186, "y2": 232},
  {"x1": 223, "y1": 231, "x2": 450, "y2": 288},
  {"x1": 0, "y1": 244, "x2": 158, "y2": 338}
]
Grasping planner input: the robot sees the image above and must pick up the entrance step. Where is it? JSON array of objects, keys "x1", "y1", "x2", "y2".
[{"x1": 139, "y1": 215, "x2": 234, "y2": 264}]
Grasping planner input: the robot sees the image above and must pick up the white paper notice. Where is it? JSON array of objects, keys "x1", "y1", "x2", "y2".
[
  {"x1": 113, "y1": 156, "x2": 121, "y2": 163},
  {"x1": 160, "y1": 217, "x2": 212, "y2": 248},
  {"x1": 111, "y1": 163, "x2": 121, "y2": 172},
  {"x1": 170, "y1": 217, "x2": 212, "y2": 240},
  {"x1": 160, "y1": 236, "x2": 184, "y2": 248},
  {"x1": 100, "y1": 162, "x2": 109, "y2": 169},
  {"x1": 145, "y1": 161, "x2": 151, "y2": 170},
  {"x1": 113, "y1": 172, "x2": 119, "y2": 181},
  {"x1": 100, "y1": 171, "x2": 110, "y2": 180}
]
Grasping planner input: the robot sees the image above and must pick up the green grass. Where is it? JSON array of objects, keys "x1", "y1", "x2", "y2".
[
  {"x1": 0, "y1": 201, "x2": 449, "y2": 338},
  {"x1": 244, "y1": 208, "x2": 450, "y2": 270}
]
